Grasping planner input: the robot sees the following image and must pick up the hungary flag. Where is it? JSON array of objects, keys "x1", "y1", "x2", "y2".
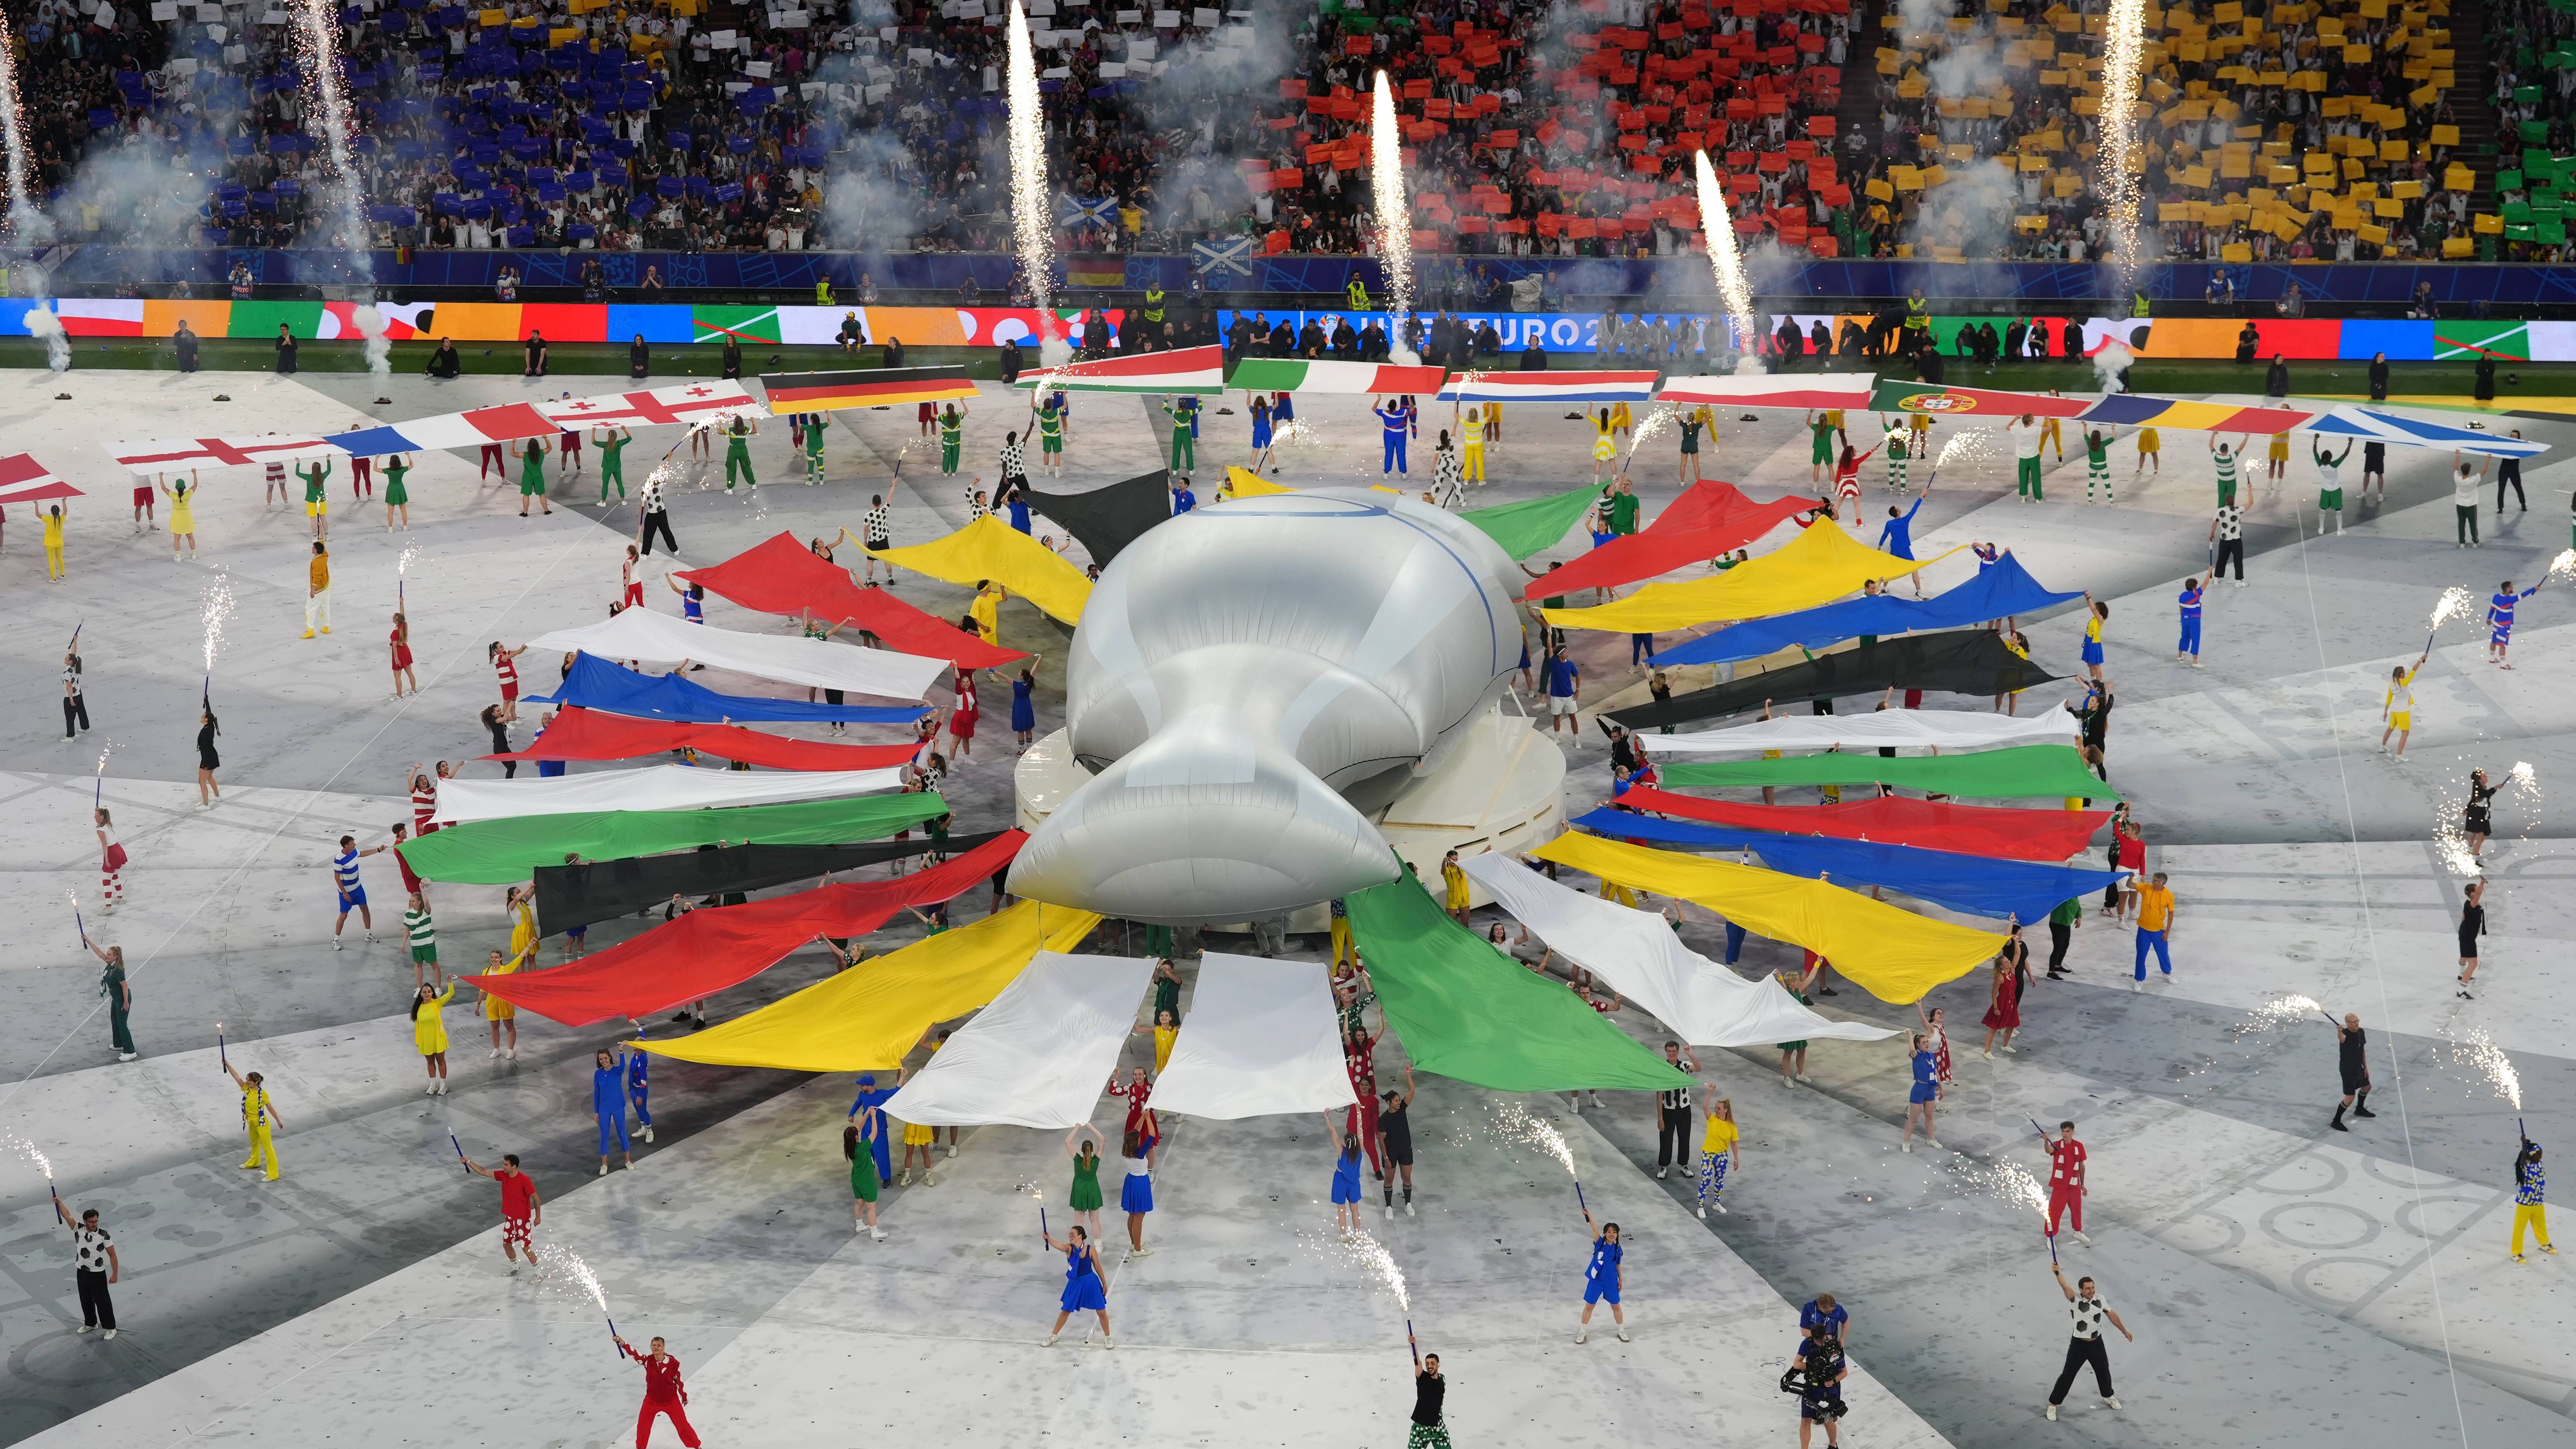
[
  {"x1": 1225, "y1": 358, "x2": 1450, "y2": 394},
  {"x1": 1012, "y1": 344, "x2": 1227, "y2": 393}
]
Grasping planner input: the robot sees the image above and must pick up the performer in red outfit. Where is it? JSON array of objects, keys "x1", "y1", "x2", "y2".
[
  {"x1": 616, "y1": 1335, "x2": 701, "y2": 1448},
  {"x1": 2043, "y1": 1121, "x2": 2091, "y2": 1246}
]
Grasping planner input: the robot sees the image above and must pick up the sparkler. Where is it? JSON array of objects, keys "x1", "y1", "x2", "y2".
[
  {"x1": 8, "y1": 1136, "x2": 61, "y2": 1218},
  {"x1": 449, "y1": 1132, "x2": 467, "y2": 1167},
  {"x1": 2424, "y1": 584, "x2": 2476, "y2": 655},
  {"x1": 536, "y1": 1245, "x2": 620, "y2": 1353},
  {"x1": 1489, "y1": 1100, "x2": 1584, "y2": 1209},
  {"x1": 92, "y1": 740, "x2": 111, "y2": 808},
  {"x1": 1369, "y1": 72, "x2": 1417, "y2": 361},
  {"x1": 0, "y1": 4, "x2": 43, "y2": 243},
  {"x1": 199, "y1": 572, "x2": 234, "y2": 705},
  {"x1": 1004, "y1": 0, "x2": 1062, "y2": 365},
  {"x1": 1923, "y1": 430, "x2": 1987, "y2": 491},
  {"x1": 2444, "y1": 1025, "x2": 2523, "y2": 1110},
  {"x1": 2097, "y1": 0, "x2": 2147, "y2": 297},
  {"x1": 67, "y1": 886, "x2": 83, "y2": 946},
  {"x1": 2546, "y1": 548, "x2": 2575, "y2": 585},
  {"x1": 1691, "y1": 150, "x2": 1761, "y2": 374},
  {"x1": 1621, "y1": 404, "x2": 1679, "y2": 467}
]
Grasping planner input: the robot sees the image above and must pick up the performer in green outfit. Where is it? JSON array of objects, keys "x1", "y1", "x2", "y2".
[
  {"x1": 1036, "y1": 396, "x2": 1065, "y2": 475},
  {"x1": 1883, "y1": 420, "x2": 1910, "y2": 493},
  {"x1": 802, "y1": 412, "x2": 829, "y2": 486},
  {"x1": 2083, "y1": 427, "x2": 2113, "y2": 504},
  {"x1": 296, "y1": 456, "x2": 332, "y2": 538},
  {"x1": 1160, "y1": 398, "x2": 1197, "y2": 472},
  {"x1": 723, "y1": 414, "x2": 758, "y2": 490},
  {"x1": 511, "y1": 437, "x2": 553, "y2": 515},
  {"x1": 381, "y1": 452, "x2": 413, "y2": 531},
  {"x1": 937, "y1": 402, "x2": 966, "y2": 475},
  {"x1": 844, "y1": 1116, "x2": 883, "y2": 1239},
  {"x1": 1064, "y1": 1122, "x2": 1106, "y2": 1241},
  {"x1": 592, "y1": 425, "x2": 630, "y2": 502}
]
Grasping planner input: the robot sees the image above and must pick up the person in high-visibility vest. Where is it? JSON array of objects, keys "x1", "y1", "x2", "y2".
[
  {"x1": 815, "y1": 278, "x2": 833, "y2": 305},
  {"x1": 1141, "y1": 287, "x2": 1166, "y2": 327},
  {"x1": 1903, "y1": 288, "x2": 1930, "y2": 341},
  {"x1": 1348, "y1": 275, "x2": 1370, "y2": 310},
  {"x1": 2131, "y1": 292, "x2": 2151, "y2": 318}
]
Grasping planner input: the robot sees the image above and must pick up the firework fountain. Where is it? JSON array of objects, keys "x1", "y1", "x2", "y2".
[
  {"x1": 290, "y1": 0, "x2": 391, "y2": 394},
  {"x1": 1490, "y1": 1100, "x2": 1586, "y2": 1209},
  {"x1": 2423, "y1": 584, "x2": 2477, "y2": 655},
  {"x1": 200, "y1": 572, "x2": 235, "y2": 706},
  {"x1": 0, "y1": 8, "x2": 38, "y2": 242},
  {"x1": 2096, "y1": 0, "x2": 2148, "y2": 297},
  {"x1": 1691, "y1": 151, "x2": 1762, "y2": 374},
  {"x1": 1004, "y1": 0, "x2": 1066, "y2": 366},
  {"x1": 1369, "y1": 72, "x2": 1419, "y2": 364},
  {"x1": 535, "y1": 1244, "x2": 622, "y2": 1352}
]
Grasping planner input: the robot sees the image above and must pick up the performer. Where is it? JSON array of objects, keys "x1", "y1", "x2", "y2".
[
  {"x1": 2006, "y1": 413, "x2": 2043, "y2": 501},
  {"x1": 383, "y1": 609, "x2": 417, "y2": 697},
  {"x1": 621, "y1": 545, "x2": 646, "y2": 610},
  {"x1": 412, "y1": 980, "x2": 453, "y2": 1094},
  {"x1": 161, "y1": 471, "x2": 198, "y2": 558},
  {"x1": 624, "y1": 1041, "x2": 653, "y2": 1143},
  {"x1": 196, "y1": 707, "x2": 221, "y2": 809},
  {"x1": 2175, "y1": 576, "x2": 2204, "y2": 668},
  {"x1": 296, "y1": 455, "x2": 331, "y2": 538},
  {"x1": 130, "y1": 468, "x2": 156, "y2": 532},
  {"x1": 2329, "y1": 1011, "x2": 2375, "y2": 1131},
  {"x1": 2044, "y1": 1265, "x2": 2131, "y2": 1421},
  {"x1": 1119, "y1": 1124, "x2": 1157, "y2": 1256},
  {"x1": 2044, "y1": 1120, "x2": 2091, "y2": 1245},
  {"x1": 1041, "y1": 1224, "x2": 1112, "y2": 1347},
  {"x1": 1375, "y1": 398, "x2": 1412, "y2": 477},
  {"x1": 2077, "y1": 592, "x2": 2107, "y2": 681},
  {"x1": 2209, "y1": 433, "x2": 2245, "y2": 507},
  {"x1": 484, "y1": 940, "x2": 532, "y2": 1059},
  {"x1": 2312, "y1": 439, "x2": 2350, "y2": 535},
  {"x1": 1161, "y1": 396, "x2": 1198, "y2": 474},
  {"x1": 1654, "y1": 1042, "x2": 1701, "y2": 1179},
  {"x1": 2082, "y1": 426, "x2": 2114, "y2": 503},
  {"x1": 329, "y1": 833, "x2": 374, "y2": 946},
  {"x1": 1789, "y1": 1328, "x2": 1849, "y2": 1448},
  {"x1": 594, "y1": 1048, "x2": 634, "y2": 1174},
  {"x1": 2458, "y1": 878, "x2": 2486, "y2": 999},
  {"x1": 402, "y1": 892, "x2": 439, "y2": 990},
  {"x1": 94, "y1": 808, "x2": 124, "y2": 913},
  {"x1": 935, "y1": 403, "x2": 964, "y2": 477},
  {"x1": 1408, "y1": 1345, "x2": 1450, "y2": 1449},
  {"x1": 1379, "y1": 1068, "x2": 1419, "y2": 1219},
  {"x1": 1913, "y1": 1002, "x2": 1953, "y2": 1086},
  {"x1": 2379, "y1": 652, "x2": 2427, "y2": 758},
  {"x1": 1697, "y1": 1092, "x2": 1740, "y2": 1218},
  {"x1": 1880, "y1": 419, "x2": 1907, "y2": 493},
  {"x1": 1037, "y1": 393, "x2": 1067, "y2": 476},
  {"x1": 1463, "y1": 404, "x2": 1488, "y2": 484},
  {"x1": 2513, "y1": 1135, "x2": 2553, "y2": 1263},
  {"x1": 615, "y1": 1336, "x2": 701, "y2": 1448},
  {"x1": 225, "y1": 1061, "x2": 284, "y2": 1181},
  {"x1": 351, "y1": 451, "x2": 372, "y2": 499},
  {"x1": 2133, "y1": 424, "x2": 2160, "y2": 477},
  {"x1": 1575, "y1": 1207, "x2": 1628, "y2": 1342},
  {"x1": 1063, "y1": 1123, "x2": 1106, "y2": 1242},
  {"x1": 40, "y1": 501, "x2": 63, "y2": 581},
  {"x1": 2487, "y1": 578, "x2": 2540, "y2": 668},
  {"x1": 1806, "y1": 408, "x2": 1838, "y2": 485},
  {"x1": 61, "y1": 649, "x2": 85, "y2": 741},
  {"x1": 1901, "y1": 1032, "x2": 1941, "y2": 1152},
  {"x1": 2464, "y1": 768, "x2": 2501, "y2": 861},
  {"x1": 511, "y1": 436, "x2": 553, "y2": 516},
  {"x1": 1833, "y1": 442, "x2": 1876, "y2": 519},
  {"x1": 802, "y1": 411, "x2": 829, "y2": 486},
  {"x1": 723, "y1": 413, "x2": 760, "y2": 490},
  {"x1": 1011, "y1": 658, "x2": 1040, "y2": 752},
  {"x1": 90, "y1": 939, "x2": 135, "y2": 1062},
  {"x1": 462, "y1": 1151, "x2": 541, "y2": 1271},
  {"x1": 490, "y1": 642, "x2": 529, "y2": 723},
  {"x1": 1877, "y1": 498, "x2": 1923, "y2": 594},
  {"x1": 594, "y1": 425, "x2": 630, "y2": 502},
  {"x1": 1977, "y1": 953, "x2": 2021, "y2": 1059},
  {"x1": 844, "y1": 1115, "x2": 884, "y2": 1240},
  {"x1": 849, "y1": 1074, "x2": 896, "y2": 1183}
]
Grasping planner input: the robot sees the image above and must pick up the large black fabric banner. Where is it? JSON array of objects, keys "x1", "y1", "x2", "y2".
[
  {"x1": 534, "y1": 830, "x2": 1010, "y2": 935},
  {"x1": 1607, "y1": 632, "x2": 2065, "y2": 731}
]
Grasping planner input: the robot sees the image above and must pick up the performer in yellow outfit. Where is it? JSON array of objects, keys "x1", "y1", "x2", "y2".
[
  {"x1": 970, "y1": 582, "x2": 1006, "y2": 646},
  {"x1": 1591, "y1": 410, "x2": 1618, "y2": 481},
  {"x1": 226, "y1": 1061, "x2": 284, "y2": 1180},
  {"x1": 484, "y1": 939, "x2": 533, "y2": 1060},
  {"x1": 41, "y1": 503, "x2": 65, "y2": 582},
  {"x1": 1608, "y1": 400, "x2": 1634, "y2": 440},
  {"x1": 1439, "y1": 849, "x2": 1471, "y2": 924},
  {"x1": 1460, "y1": 406, "x2": 1486, "y2": 484},
  {"x1": 414, "y1": 980, "x2": 454, "y2": 1095}
]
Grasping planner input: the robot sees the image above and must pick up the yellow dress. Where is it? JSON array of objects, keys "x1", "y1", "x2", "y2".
[
  {"x1": 1153, "y1": 1025, "x2": 1177, "y2": 1074},
  {"x1": 506, "y1": 899, "x2": 537, "y2": 962},
  {"x1": 167, "y1": 485, "x2": 196, "y2": 534},
  {"x1": 970, "y1": 588, "x2": 1001, "y2": 645},
  {"x1": 414, "y1": 984, "x2": 454, "y2": 1055},
  {"x1": 483, "y1": 949, "x2": 521, "y2": 1021},
  {"x1": 2137, "y1": 427, "x2": 2160, "y2": 455}
]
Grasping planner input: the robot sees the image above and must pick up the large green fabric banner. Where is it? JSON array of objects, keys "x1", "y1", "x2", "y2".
[
  {"x1": 1660, "y1": 745, "x2": 2120, "y2": 802},
  {"x1": 399, "y1": 793, "x2": 950, "y2": 884},
  {"x1": 1459, "y1": 485, "x2": 1601, "y2": 562},
  {"x1": 1343, "y1": 871, "x2": 1691, "y2": 1092}
]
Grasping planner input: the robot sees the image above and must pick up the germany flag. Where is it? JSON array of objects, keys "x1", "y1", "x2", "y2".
[{"x1": 759, "y1": 367, "x2": 979, "y2": 410}]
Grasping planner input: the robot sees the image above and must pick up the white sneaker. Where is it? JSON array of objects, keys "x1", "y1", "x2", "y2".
[
  {"x1": 623, "y1": 1158, "x2": 635, "y2": 1171},
  {"x1": 899, "y1": 1169, "x2": 913, "y2": 1186},
  {"x1": 506, "y1": 1047, "x2": 517, "y2": 1061},
  {"x1": 1900, "y1": 1139, "x2": 1912, "y2": 1153},
  {"x1": 75, "y1": 1324, "x2": 92, "y2": 1334},
  {"x1": 1043, "y1": 1333, "x2": 1060, "y2": 1347},
  {"x1": 2103, "y1": 1397, "x2": 2120, "y2": 1410},
  {"x1": 1927, "y1": 1139, "x2": 1943, "y2": 1151},
  {"x1": 489, "y1": 1047, "x2": 501, "y2": 1059},
  {"x1": 2071, "y1": 1230, "x2": 2092, "y2": 1246},
  {"x1": 1129, "y1": 1245, "x2": 1154, "y2": 1258},
  {"x1": 1574, "y1": 1328, "x2": 1588, "y2": 1344},
  {"x1": 871, "y1": 1227, "x2": 884, "y2": 1241},
  {"x1": 1656, "y1": 1165, "x2": 1669, "y2": 1180},
  {"x1": 641, "y1": 1126, "x2": 653, "y2": 1143},
  {"x1": 1697, "y1": 1204, "x2": 1708, "y2": 1218},
  {"x1": 2046, "y1": 1404, "x2": 2058, "y2": 1422},
  {"x1": 598, "y1": 1163, "x2": 609, "y2": 1176},
  {"x1": 103, "y1": 1329, "x2": 116, "y2": 1340},
  {"x1": 1616, "y1": 1325, "x2": 1630, "y2": 1342},
  {"x1": 1405, "y1": 1201, "x2": 1415, "y2": 1217},
  {"x1": 333, "y1": 940, "x2": 343, "y2": 951},
  {"x1": 1099, "y1": 1336, "x2": 1114, "y2": 1350},
  {"x1": 1386, "y1": 1204, "x2": 1396, "y2": 1221},
  {"x1": 1713, "y1": 1200, "x2": 1728, "y2": 1215},
  {"x1": 1795, "y1": 1073, "x2": 1810, "y2": 1083},
  {"x1": 426, "y1": 1083, "x2": 436, "y2": 1096},
  {"x1": 946, "y1": 1144, "x2": 958, "y2": 1158},
  {"x1": 117, "y1": 1051, "x2": 137, "y2": 1063}
]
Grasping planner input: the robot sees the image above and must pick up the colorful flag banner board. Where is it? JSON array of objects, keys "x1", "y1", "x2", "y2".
[
  {"x1": 1655, "y1": 372, "x2": 1877, "y2": 411},
  {"x1": 486, "y1": 706, "x2": 924, "y2": 771},
  {"x1": 633, "y1": 901, "x2": 1102, "y2": 1071},
  {"x1": 1435, "y1": 370, "x2": 1659, "y2": 404},
  {"x1": 472, "y1": 836, "x2": 1022, "y2": 1025},
  {"x1": 1459, "y1": 483, "x2": 1602, "y2": 560},
  {"x1": 1013, "y1": 344, "x2": 1226, "y2": 393},
  {"x1": 1568, "y1": 811, "x2": 2129, "y2": 922},
  {"x1": 868, "y1": 515, "x2": 1094, "y2": 624},
  {"x1": 103, "y1": 434, "x2": 338, "y2": 473},
  {"x1": 1223, "y1": 358, "x2": 1451, "y2": 395},
  {"x1": 1461, "y1": 855, "x2": 1895, "y2": 1048},
  {"x1": 1149, "y1": 954, "x2": 1359, "y2": 1118},
  {"x1": 1023, "y1": 468, "x2": 1179, "y2": 566},
  {"x1": 528, "y1": 652, "x2": 928, "y2": 725},
  {"x1": 1642, "y1": 703, "x2": 2080, "y2": 755},
  {"x1": 880, "y1": 952, "x2": 1156, "y2": 1128},
  {"x1": 758, "y1": 367, "x2": 978, "y2": 410},
  {"x1": 0, "y1": 453, "x2": 79, "y2": 505},
  {"x1": 1544, "y1": 522, "x2": 1955, "y2": 632},
  {"x1": 1659, "y1": 743, "x2": 2119, "y2": 801},
  {"x1": 1649, "y1": 553, "x2": 2081, "y2": 667},
  {"x1": 1613, "y1": 786, "x2": 2110, "y2": 862},
  {"x1": 1521, "y1": 480, "x2": 1822, "y2": 600},
  {"x1": 1223, "y1": 466, "x2": 1296, "y2": 498},
  {"x1": 525, "y1": 606, "x2": 951, "y2": 702},
  {"x1": 429, "y1": 764, "x2": 904, "y2": 826},
  {"x1": 397, "y1": 791, "x2": 948, "y2": 883},
  {"x1": 537, "y1": 382, "x2": 768, "y2": 430},
  {"x1": 674, "y1": 532, "x2": 1024, "y2": 669},
  {"x1": 1342, "y1": 871, "x2": 1692, "y2": 1092},
  {"x1": 1533, "y1": 832, "x2": 2003, "y2": 1004}
]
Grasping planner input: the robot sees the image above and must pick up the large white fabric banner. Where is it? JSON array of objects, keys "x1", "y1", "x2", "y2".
[
  {"x1": 1150, "y1": 953, "x2": 1358, "y2": 1119},
  {"x1": 882, "y1": 953, "x2": 1153, "y2": 1128},
  {"x1": 527, "y1": 607, "x2": 947, "y2": 703},
  {"x1": 432, "y1": 764, "x2": 903, "y2": 825},
  {"x1": 1646, "y1": 704, "x2": 2079, "y2": 756},
  {"x1": 1462, "y1": 856, "x2": 1895, "y2": 1048}
]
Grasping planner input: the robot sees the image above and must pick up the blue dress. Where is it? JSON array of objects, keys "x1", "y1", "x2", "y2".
[
  {"x1": 1007, "y1": 498, "x2": 1031, "y2": 533},
  {"x1": 1331, "y1": 1149, "x2": 1364, "y2": 1204},
  {"x1": 1011, "y1": 677, "x2": 1036, "y2": 733},
  {"x1": 1119, "y1": 1154, "x2": 1155, "y2": 1213},
  {"x1": 1251, "y1": 412, "x2": 1273, "y2": 449},
  {"x1": 1059, "y1": 1244, "x2": 1107, "y2": 1312}
]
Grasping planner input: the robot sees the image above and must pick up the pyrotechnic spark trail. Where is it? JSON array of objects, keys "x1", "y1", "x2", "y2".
[
  {"x1": 2442, "y1": 1025, "x2": 2523, "y2": 1110},
  {"x1": 1369, "y1": 72, "x2": 1417, "y2": 360},
  {"x1": 2098, "y1": 0, "x2": 2147, "y2": 293},
  {"x1": 1005, "y1": 0, "x2": 1062, "y2": 365},
  {"x1": 0, "y1": 6, "x2": 37, "y2": 241},
  {"x1": 1692, "y1": 151, "x2": 1760, "y2": 374},
  {"x1": 1488, "y1": 1100, "x2": 1578, "y2": 1178}
]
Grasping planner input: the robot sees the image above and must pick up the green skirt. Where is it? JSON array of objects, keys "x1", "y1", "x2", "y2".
[
  {"x1": 384, "y1": 476, "x2": 409, "y2": 506},
  {"x1": 1070, "y1": 1162, "x2": 1103, "y2": 1212}
]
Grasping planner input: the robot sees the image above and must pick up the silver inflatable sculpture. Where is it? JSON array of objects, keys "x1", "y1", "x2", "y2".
[{"x1": 1008, "y1": 488, "x2": 1524, "y2": 926}]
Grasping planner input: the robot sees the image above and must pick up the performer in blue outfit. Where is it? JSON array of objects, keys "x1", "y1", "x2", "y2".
[
  {"x1": 2488, "y1": 578, "x2": 2541, "y2": 668},
  {"x1": 1375, "y1": 399, "x2": 1410, "y2": 475},
  {"x1": 849, "y1": 1073, "x2": 896, "y2": 1183},
  {"x1": 1042, "y1": 1224, "x2": 1112, "y2": 1346},
  {"x1": 1170, "y1": 477, "x2": 1197, "y2": 515},
  {"x1": 1878, "y1": 498, "x2": 1925, "y2": 596},
  {"x1": 2175, "y1": 576, "x2": 2205, "y2": 668},
  {"x1": 1575, "y1": 1207, "x2": 1627, "y2": 1342},
  {"x1": 622, "y1": 1041, "x2": 654, "y2": 1144},
  {"x1": 591, "y1": 1048, "x2": 632, "y2": 1174}
]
